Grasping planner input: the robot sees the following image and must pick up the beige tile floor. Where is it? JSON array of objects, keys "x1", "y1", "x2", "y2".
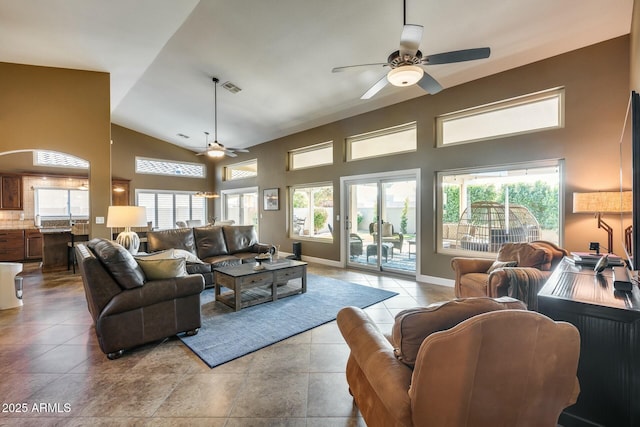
[{"x1": 0, "y1": 262, "x2": 454, "y2": 426}]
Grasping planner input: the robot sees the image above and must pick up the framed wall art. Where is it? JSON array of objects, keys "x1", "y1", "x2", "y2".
[{"x1": 263, "y1": 188, "x2": 279, "y2": 211}]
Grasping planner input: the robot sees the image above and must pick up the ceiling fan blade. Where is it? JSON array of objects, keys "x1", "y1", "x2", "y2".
[
  {"x1": 416, "y1": 71, "x2": 443, "y2": 94},
  {"x1": 424, "y1": 47, "x2": 490, "y2": 65},
  {"x1": 332, "y1": 63, "x2": 389, "y2": 73},
  {"x1": 361, "y1": 75, "x2": 389, "y2": 100},
  {"x1": 399, "y1": 24, "x2": 423, "y2": 57},
  {"x1": 225, "y1": 151, "x2": 238, "y2": 158},
  {"x1": 226, "y1": 147, "x2": 249, "y2": 153}
]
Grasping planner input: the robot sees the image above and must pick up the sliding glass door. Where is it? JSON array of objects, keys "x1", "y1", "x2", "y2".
[{"x1": 344, "y1": 173, "x2": 417, "y2": 274}]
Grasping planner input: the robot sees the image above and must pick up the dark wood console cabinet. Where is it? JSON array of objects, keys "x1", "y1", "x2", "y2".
[{"x1": 537, "y1": 259, "x2": 640, "y2": 427}]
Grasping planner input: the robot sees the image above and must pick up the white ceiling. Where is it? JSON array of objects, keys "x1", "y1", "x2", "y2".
[{"x1": 0, "y1": 0, "x2": 633, "y2": 153}]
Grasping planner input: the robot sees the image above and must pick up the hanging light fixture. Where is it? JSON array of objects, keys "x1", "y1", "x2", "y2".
[{"x1": 207, "y1": 77, "x2": 226, "y2": 158}]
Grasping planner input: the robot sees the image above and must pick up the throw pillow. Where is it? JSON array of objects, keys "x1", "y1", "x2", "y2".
[
  {"x1": 487, "y1": 260, "x2": 518, "y2": 274},
  {"x1": 391, "y1": 297, "x2": 527, "y2": 368},
  {"x1": 136, "y1": 258, "x2": 187, "y2": 280},
  {"x1": 135, "y1": 248, "x2": 204, "y2": 264},
  {"x1": 88, "y1": 238, "x2": 146, "y2": 289},
  {"x1": 381, "y1": 223, "x2": 393, "y2": 237}
]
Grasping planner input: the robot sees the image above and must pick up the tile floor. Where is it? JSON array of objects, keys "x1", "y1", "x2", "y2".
[{"x1": 0, "y1": 262, "x2": 454, "y2": 426}]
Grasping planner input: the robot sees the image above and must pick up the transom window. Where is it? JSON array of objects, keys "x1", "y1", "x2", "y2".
[
  {"x1": 436, "y1": 87, "x2": 565, "y2": 147},
  {"x1": 135, "y1": 157, "x2": 205, "y2": 178},
  {"x1": 437, "y1": 160, "x2": 562, "y2": 256},
  {"x1": 34, "y1": 151, "x2": 89, "y2": 169},
  {"x1": 346, "y1": 122, "x2": 417, "y2": 161},
  {"x1": 136, "y1": 190, "x2": 206, "y2": 230},
  {"x1": 224, "y1": 159, "x2": 258, "y2": 181},
  {"x1": 289, "y1": 183, "x2": 333, "y2": 241},
  {"x1": 288, "y1": 142, "x2": 333, "y2": 170}
]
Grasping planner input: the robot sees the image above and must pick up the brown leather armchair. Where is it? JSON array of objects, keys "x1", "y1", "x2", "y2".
[
  {"x1": 337, "y1": 298, "x2": 580, "y2": 427},
  {"x1": 451, "y1": 240, "x2": 568, "y2": 309},
  {"x1": 76, "y1": 239, "x2": 204, "y2": 359}
]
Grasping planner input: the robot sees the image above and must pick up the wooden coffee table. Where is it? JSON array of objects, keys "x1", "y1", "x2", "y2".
[{"x1": 213, "y1": 259, "x2": 307, "y2": 311}]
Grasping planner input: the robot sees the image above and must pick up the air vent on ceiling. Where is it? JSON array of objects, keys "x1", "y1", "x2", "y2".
[{"x1": 221, "y1": 81, "x2": 242, "y2": 94}]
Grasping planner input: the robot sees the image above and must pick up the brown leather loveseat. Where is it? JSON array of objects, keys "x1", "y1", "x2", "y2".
[
  {"x1": 337, "y1": 297, "x2": 581, "y2": 427},
  {"x1": 76, "y1": 238, "x2": 205, "y2": 359},
  {"x1": 145, "y1": 225, "x2": 274, "y2": 287}
]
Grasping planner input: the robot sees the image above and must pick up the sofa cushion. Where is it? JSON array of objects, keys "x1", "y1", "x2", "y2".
[
  {"x1": 223, "y1": 225, "x2": 258, "y2": 254},
  {"x1": 194, "y1": 226, "x2": 228, "y2": 259},
  {"x1": 497, "y1": 242, "x2": 552, "y2": 270},
  {"x1": 391, "y1": 297, "x2": 527, "y2": 367},
  {"x1": 87, "y1": 238, "x2": 146, "y2": 289},
  {"x1": 146, "y1": 228, "x2": 197, "y2": 254},
  {"x1": 136, "y1": 258, "x2": 187, "y2": 280}
]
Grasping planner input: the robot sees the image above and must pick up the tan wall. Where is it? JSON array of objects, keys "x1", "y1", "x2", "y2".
[
  {"x1": 110, "y1": 125, "x2": 213, "y2": 211},
  {"x1": 0, "y1": 62, "x2": 112, "y2": 238},
  {"x1": 632, "y1": 0, "x2": 640, "y2": 91},
  {"x1": 215, "y1": 36, "x2": 631, "y2": 279}
]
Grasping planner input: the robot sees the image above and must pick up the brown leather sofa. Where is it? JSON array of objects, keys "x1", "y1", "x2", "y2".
[
  {"x1": 337, "y1": 297, "x2": 581, "y2": 427},
  {"x1": 76, "y1": 239, "x2": 204, "y2": 359},
  {"x1": 146, "y1": 225, "x2": 274, "y2": 287},
  {"x1": 451, "y1": 240, "x2": 568, "y2": 309}
]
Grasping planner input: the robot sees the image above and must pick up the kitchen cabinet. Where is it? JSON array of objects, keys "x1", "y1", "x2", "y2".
[
  {"x1": 25, "y1": 229, "x2": 43, "y2": 259},
  {"x1": 0, "y1": 174, "x2": 23, "y2": 210},
  {"x1": 0, "y1": 230, "x2": 25, "y2": 261}
]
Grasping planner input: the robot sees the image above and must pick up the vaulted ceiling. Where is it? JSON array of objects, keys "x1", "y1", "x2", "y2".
[{"x1": 0, "y1": 0, "x2": 633, "y2": 153}]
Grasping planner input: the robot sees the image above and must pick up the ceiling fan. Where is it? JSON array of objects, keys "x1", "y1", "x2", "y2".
[
  {"x1": 196, "y1": 77, "x2": 249, "y2": 158},
  {"x1": 332, "y1": 0, "x2": 490, "y2": 99}
]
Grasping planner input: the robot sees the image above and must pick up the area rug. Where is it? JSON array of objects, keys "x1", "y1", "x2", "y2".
[{"x1": 179, "y1": 274, "x2": 398, "y2": 368}]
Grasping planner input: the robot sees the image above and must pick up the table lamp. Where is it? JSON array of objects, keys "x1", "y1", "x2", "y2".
[
  {"x1": 573, "y1": 191, "x2": 632, "y2": 254},
  {"x1": 106, "y1": 206, "x2": 148, "y2": 254}
]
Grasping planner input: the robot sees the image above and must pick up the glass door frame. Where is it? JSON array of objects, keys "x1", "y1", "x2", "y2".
[{"x1": 340, "y1": 168, "x2": 420, "y2": 275}]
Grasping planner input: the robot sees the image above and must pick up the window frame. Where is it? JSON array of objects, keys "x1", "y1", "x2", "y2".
[
  {"x1": 288, "y1": 141, "x2": 333, "y2": 171},
  {"x1": 35, "y1": 187, "x2": 89, "y2": 219},
  {"x1": 224, "y1": 159, "x2": 258, "y2": 181},
  {"x1": 135, "y1": 189, "x2": 207, "y2": 230},
  {"x1": 289, "y1": 182, "x2": 334, "y2": 243},
  {"x1": 436, "y1": 159, "x2": 564, "y2": 257},
  {"x1": 346, "y1": 121, "x2": 417, "y2": 162},
  {"x1": 436, "y1": 87, "x2": 565, "y2": 147},
  {"x1": 220, "y1": 186, "x2": 259, "y2": 230},
  {"x1": 33, "y1": 151, "x2": 89, "y2": 169}
]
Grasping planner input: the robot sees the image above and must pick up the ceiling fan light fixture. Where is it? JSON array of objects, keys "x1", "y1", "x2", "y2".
[
  {"x1": 206, "y1": 149, "x2": 225, "y2": 158},
  {"x1": 387, "y1": 65, "x2": 423, "y2": 87}
]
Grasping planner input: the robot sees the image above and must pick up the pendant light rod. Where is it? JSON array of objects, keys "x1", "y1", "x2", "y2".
[
  {"x1": 212, "y1": 77, "x2": 219, "y2": 142},
  {"x1": 403, "y1": 0, "x2": 406, "y2": 25}
]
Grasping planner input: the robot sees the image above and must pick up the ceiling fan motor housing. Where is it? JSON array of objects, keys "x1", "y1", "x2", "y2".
[{"x1": 387, "y1": 50, "x2": 423, "y2": 68}]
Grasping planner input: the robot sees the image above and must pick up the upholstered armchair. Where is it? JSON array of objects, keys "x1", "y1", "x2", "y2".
[
  {"x1": 369, "y1": 222, "x2": 404, "y2": 252},
  {"x1": 451, "y1": 240, "x2": 568, "y2": 309},
  {"x1": 337, "y1": 297, "x2": 581, "y2": 427}
]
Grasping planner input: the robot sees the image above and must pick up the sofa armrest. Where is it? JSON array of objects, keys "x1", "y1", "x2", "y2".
[
  {"x1": 101, "y1": 274, "x2": 205, "y2": 317},
  {"x1": 337, "y1": 306, "x2": 413, "y2": 426},
  {"x1": 451, "y1": 257, "x2": 495, "y2": 275}
]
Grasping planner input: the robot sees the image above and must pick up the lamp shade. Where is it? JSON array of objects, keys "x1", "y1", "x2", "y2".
[
  {"x1": 106, "y1": 206, "x2": 148, "y2": 228},
  {"x1": 387, "y1": 65, "x2": 424, "y2": 87},
  {"x1": 573, "y1": 191, "x2": 632, "y2": 213}
]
